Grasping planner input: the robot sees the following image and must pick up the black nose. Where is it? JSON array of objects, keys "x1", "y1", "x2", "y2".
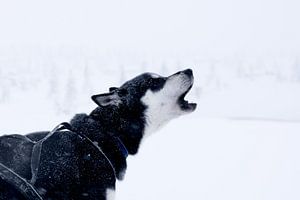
[{"x1": 182, "y1": 69, "x2": 193, "y2": 77}]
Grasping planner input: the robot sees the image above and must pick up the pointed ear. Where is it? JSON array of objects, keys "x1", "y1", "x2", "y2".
[
  {"x1": 109, "y1": 87, "x2": 119, "y2": 92},
  {"x1": 91, "y1": 92, "x2": 122, "y2": 107}
]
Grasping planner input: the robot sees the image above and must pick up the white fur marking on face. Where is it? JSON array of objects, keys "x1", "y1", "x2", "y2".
[
  {"x1": 141, "y1": 74, "x2": 191, "y2": 138},
  {"x1": 106, "y1": 188, "x2": 115, "y2": 200},
  {"x1": 141, "y1": 91, "x2": 179, "y2": 138}
]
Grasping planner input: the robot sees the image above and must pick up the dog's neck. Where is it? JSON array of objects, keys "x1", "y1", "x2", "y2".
[
  {"x1": 69, "y1": 112, "x2": 127, "y2": 180},
  {"x1": 88, "y1": 106, "x2": 146, "y2": 155},
  {"x1": 69, "y1": 106, "x2": 146, "y2": 179}
]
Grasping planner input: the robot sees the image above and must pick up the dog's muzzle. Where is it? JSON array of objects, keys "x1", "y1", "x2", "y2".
[{"x1": 171, "y1": 69, "x2": 197, "y2": 112}]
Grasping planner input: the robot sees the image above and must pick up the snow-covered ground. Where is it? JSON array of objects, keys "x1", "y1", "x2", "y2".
[
  {"x1": 118, "y1": 114, "x2": 300, "y2": 200},
  {"x1": 0, "y1": 57, "x2": 300, "y2": 199},
  {"x1": 1, "y1": 0, "x2": 300, "y2": 199}
]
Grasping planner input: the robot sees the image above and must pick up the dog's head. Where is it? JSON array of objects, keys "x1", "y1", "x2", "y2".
[{"x1": 92, "y1": 69, "x2": 196, "y2": 138}]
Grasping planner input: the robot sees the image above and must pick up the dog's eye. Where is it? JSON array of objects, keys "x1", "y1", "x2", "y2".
[
  {"x1": 117, "y1": 88, "x2": 128, "y2": 96},
  {"x1": 151, "y1": 78, "x2": 165, "y2": 91}
]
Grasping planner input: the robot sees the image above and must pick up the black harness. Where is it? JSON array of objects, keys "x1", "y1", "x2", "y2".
[
  {"x1": 0, "y1": 162, "x2": 43, "y2": 200},
  {"x1": 0, "y1": 122, "x2": 128, "y2": 200}
]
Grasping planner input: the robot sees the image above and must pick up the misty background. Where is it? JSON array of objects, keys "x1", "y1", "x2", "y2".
[{"x1": 0, "y1": 0, "x2": 300, "y2": 200}]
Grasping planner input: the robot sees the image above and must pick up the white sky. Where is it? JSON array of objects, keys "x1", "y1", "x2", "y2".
[{"x1": 0, "y1": 0, "x2": 299, "y2": 56}]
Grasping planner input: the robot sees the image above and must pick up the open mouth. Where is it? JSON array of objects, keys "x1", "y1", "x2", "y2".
[{"x1": 177, "y1": 84, "x2": 197, "y2": 112}]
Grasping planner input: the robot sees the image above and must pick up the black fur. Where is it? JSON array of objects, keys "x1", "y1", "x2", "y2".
[
  {"x1": 91, "y1": 73, "x2": 167, "y2": 154},
  {"x1": 0, "y1": 70, "x2": 194, "y2": 200}
]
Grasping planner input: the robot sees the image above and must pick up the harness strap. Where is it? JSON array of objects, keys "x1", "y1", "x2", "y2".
[
  {"x1": 70, "y1": 127, "x2": 118, "y2": 179},
  {"x1": 114, "y1": 136, "x2": 129, "y2": 158},
  {"x1": 30, "y1": 122, "x2": 128, "y2": 183},
  {"x1": 30, "y1": 122, "x2": 70, "y2": 185},
  {"x1": 57, "y1": 122, "x2": 128, "y2": 179},
  {"x1": 0, "y1": 162, "x2": 43, "y2": 200}
]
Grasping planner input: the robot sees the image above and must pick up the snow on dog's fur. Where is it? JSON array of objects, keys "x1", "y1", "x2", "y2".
[{"x1": 0, "y1": 69, "x2": 196, "y2": 200}]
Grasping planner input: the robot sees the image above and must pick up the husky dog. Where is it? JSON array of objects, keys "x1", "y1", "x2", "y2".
[{"x1": 0, "y1": 69, "x2": 196, "y2": 200}]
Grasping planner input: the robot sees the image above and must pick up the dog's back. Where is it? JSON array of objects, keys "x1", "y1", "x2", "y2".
[
  {"x1": 0, "y1": 134, "x2": 33, "y2": 179},
  {"x1": 0, "y1": 124, "x2": 116, "y2": 200}
]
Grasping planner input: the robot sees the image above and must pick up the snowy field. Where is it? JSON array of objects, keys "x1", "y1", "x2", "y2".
[
  {"x1": 1, "y1": 0, "x2": 300, "y2": 199},
  {"x1": 1, "y1": 95, "x2": 300, "y2": 200},
  {"x1": 118, "y1": 115, "x2": 300, "y2": 200},
  {"x1": 0, "y1": 53, "x2": 300, "y2": 199}
]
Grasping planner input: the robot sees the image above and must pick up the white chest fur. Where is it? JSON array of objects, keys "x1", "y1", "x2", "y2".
[{"x1": 106, "y1": 188, "x2": 115, "y2": 200}]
